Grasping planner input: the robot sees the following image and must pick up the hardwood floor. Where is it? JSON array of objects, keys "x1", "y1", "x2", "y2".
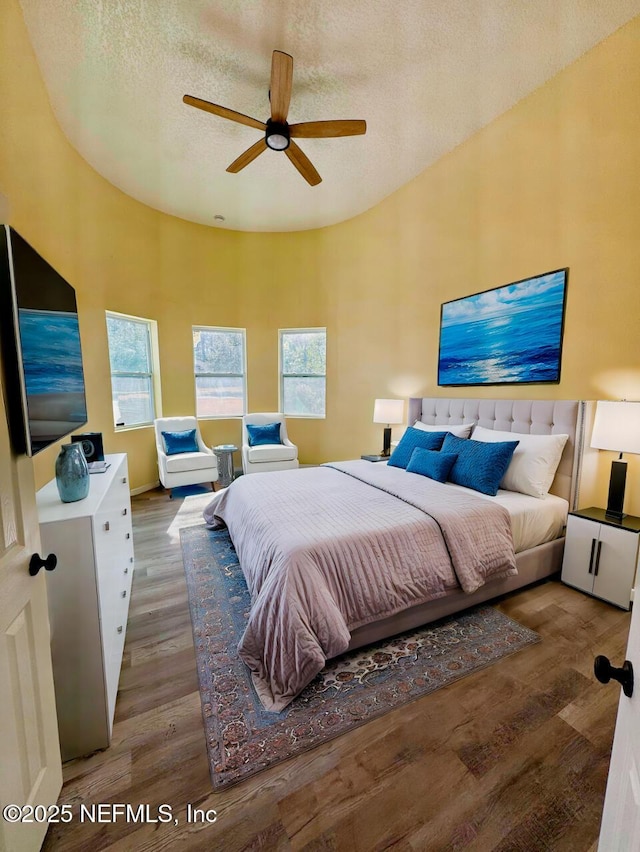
[{"x1": 42, "y1": 487, "x2": 630, "y2": 851}]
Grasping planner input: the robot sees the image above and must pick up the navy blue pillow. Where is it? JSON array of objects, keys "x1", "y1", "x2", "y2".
[
  {"x1": 406, "y1": 448, "x2": 458, "y2": 483},
  {"x1": 162, "y1": 428, "x2": 199, "y2": 455},
  {"x1": 441, "y1": 433, "x2": 519, "y2": 496},
  {"x1": 387, "y1": 427, "x2": 448, "y2": 469},
  {"x1": 246, "y1": 422, "x2": 282, "y2": 447}
]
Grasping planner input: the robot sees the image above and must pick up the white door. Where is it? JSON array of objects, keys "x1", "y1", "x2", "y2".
[
  {"x1": 598, "y1": 591, "x2": 640, "y2": 849},
  {"x1": 0, "y1": 376, "x2": 62, "y2": 848}
]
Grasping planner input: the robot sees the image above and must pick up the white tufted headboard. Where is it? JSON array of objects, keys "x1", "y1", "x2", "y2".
[{"x1": 407, "y1": 398, "x2": 586, "y2": 508}]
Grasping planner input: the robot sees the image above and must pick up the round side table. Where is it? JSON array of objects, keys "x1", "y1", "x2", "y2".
[{"x1": 213, "y1": 444, "x2": 238, "y2": 488}]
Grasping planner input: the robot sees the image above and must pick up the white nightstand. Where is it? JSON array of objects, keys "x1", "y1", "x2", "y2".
[{"x1": 561, "y1": 507, "x2": 640, "y2": 610}]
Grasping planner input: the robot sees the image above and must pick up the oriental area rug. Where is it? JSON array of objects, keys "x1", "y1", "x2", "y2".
[{"x1": 180, "y1": 525, "x2": 540, "y2": 790}]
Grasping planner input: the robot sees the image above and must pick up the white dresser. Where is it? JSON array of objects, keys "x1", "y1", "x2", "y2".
[{"x1": 36, "y1": 453, "x2": 134, "y2": 760}]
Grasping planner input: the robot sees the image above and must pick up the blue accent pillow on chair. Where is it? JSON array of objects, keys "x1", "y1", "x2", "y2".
[
  {"x1": 162, "y1": 429, "x2": 199, "y2": 455},
  {"x1": 387, "y1": 427, "x2": 448, "y2": 469},
  {"x1": 406, "y1": 448, "x2": 458, "y2": 483},
  {"x1": 441, "y1": 433, "x2": 519, "y2": 496},
  {"x1": 246, "y1": 422, "x2": 283, "y2": 447}
]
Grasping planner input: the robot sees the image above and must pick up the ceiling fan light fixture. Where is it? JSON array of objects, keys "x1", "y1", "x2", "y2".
[
  {"x1": 265, "y1": 119, "x2": 290, "y2": 151},
  {"x1": 184, "y1": 50, "x2": 366, "y2": 186}
]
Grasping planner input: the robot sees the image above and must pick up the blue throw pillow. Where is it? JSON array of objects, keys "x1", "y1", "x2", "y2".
[
  {"x1": 406, "y1": 448, "x2": 458, "y2": 483},
  {"x1": 246, "y1": 422, "x2": 283, "y2": 447},
  {"x1": 162, "y1": 428, "x2": 199, "y2": 455},
  {"x1": 387, "y1": 427, "x2": 448, "y2": 469},
  {"x1": 441, "y1": 433, "x2": 519, "y2": 496}
]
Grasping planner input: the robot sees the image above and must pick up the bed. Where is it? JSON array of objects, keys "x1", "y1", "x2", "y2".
[{"x1": 203, "y1": 397, "x2": 585, "y2": 711}]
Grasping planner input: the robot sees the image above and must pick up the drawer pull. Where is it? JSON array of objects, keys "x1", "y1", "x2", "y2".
[
  {"x1": 104, "y1": 521, "x2": 110, "y2": 532},
  {"x1": 126, "y1": 532, "x2": 131, "y2": 539},
  {"x1": 122, "y1": 508, "x2": 128, "y2": 516},
  {"x1": 121, "y1": 590, "x2": 127, "y2": 598},
  {"x1": 122, "y1": 477, "x2": 127, "y2": 484},
  {"x1": 130, "y1": 556, "x2": 134, "y2": 563},
  {"x1": 124, "y1": 567, "x2": 129, "y2": 574},
  {"x1": 117, "y1": 626, "x2": 123, "y2": 634}
]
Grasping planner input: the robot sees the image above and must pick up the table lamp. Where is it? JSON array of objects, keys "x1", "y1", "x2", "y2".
[
  {"x1": 590, "y1": 400, "x2": 640, "y2": 522},
  {"x1": 373, "y1": 398, "x2": 404, "y2": 457}
]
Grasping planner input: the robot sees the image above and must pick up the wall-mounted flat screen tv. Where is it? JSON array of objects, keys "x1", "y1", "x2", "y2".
[
  {"x1": 438, "y1": 268, "x2": 568, "y2": 386},
  {"x1": 0, "y1": 226, "x2": 88, "y2": 455}
]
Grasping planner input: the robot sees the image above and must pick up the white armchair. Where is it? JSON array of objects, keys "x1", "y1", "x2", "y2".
[
  {"x1": 241, "y1": 412, "x2": 299, "y2": 475},
  {"x1": 154, "y1": 416, "x2": 218, "y2": 497}
]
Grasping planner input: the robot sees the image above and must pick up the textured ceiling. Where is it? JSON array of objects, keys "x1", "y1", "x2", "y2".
[{"x1": 18, "y1": 1, "x2": 640, "y2": 232}]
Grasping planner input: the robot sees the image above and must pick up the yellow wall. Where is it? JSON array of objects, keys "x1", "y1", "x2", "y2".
[{"x1": 2, "y1": 0, "x2": 639, "y2": 512}]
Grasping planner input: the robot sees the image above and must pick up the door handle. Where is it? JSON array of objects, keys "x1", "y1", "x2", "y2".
[
  {"x1": 594, "y1": 655, "x2": 634, "y2": 697},
  {"x1": 593, "y1": 540, "x2": 602, "y2": 576},
  {"x1": 29, "y1": 553, "x2": 58, "y2": 576}
]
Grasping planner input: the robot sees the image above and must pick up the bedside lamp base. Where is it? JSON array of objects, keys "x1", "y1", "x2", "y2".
[{"x1": 605, "y1": 457, "x2": 627, "y2": 523}]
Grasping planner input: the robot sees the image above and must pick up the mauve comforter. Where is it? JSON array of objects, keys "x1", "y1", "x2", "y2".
[{"x1": 202, "y1": 460, "x2": 517, "y2": 711}]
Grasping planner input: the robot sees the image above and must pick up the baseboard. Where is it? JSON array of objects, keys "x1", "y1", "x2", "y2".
[{"x1": 130, "y1": 480, "x2": 161, "y2": 496}]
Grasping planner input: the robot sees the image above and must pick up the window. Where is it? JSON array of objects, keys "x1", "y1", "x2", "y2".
[
  {"x1": 279, "y1": 328, "x2": 326, "y2": 417},
  {"x1": 106, "y1": 312, "x2": 160, "y2": 428},
  {"x1": 193, "y1": 326, "x2": 247, "y2": 418}
]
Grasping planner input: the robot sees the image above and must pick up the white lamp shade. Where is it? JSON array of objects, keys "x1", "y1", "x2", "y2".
[
  {"x1": 591, "y1": 401, "x2": 640, "y2": 454},
  {"x1": 373, "y1": 398, "x2": 404, "y2": 425}
]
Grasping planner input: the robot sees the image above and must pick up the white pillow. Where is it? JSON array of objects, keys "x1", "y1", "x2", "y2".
[
  {"x1": 413, "y1": 420, "x2": 474, "y2": 439},
  {"x1": 471, "y1": 425, "x2": 569, "y2": 498}
]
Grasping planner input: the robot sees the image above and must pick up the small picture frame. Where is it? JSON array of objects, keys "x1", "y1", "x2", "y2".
[{"x1": 72, "y1": 432, "x2": 104, "y2": 462}]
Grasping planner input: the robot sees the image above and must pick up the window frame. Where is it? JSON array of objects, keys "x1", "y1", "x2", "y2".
[
  {"x1": 106, "y1": 310, "x2": 161, "y2": 431},
  {"x1": 278, "y1": 327, "x2": 327, "y2": 419},
  {"x1": 192, "y1": 325, "x2": 248, "y2": 419}
]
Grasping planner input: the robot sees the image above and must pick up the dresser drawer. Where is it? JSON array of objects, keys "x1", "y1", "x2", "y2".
[{"x1": 103, "y1": 599, "x2": 129, "y2": 727}]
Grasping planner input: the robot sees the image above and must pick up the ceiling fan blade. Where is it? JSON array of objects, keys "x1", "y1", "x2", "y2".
[
  {"x1": 269, "y1": 51, "x2": 293, "y2": 123},
  {"x1": 226, "y1": 138, "x2": 268, "y2": 173},
  {"x1": 183, "y1": 95, "x2": 266, "y2": 131},
  {"x1": 289, "y1": 120, "x2": 367, "y2": 138},
  {"x1": 285, "y1": 141, "x2": 322, "y2": 186}
]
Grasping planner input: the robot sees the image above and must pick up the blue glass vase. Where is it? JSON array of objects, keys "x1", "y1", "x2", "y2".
[{"x1": 55, "y1": 442, "x2": 90, "y2": 503}]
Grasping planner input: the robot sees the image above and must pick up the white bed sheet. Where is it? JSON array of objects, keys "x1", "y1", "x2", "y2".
[{"x1": 437, "y1": 481, "x2": 568, "y2": 553}]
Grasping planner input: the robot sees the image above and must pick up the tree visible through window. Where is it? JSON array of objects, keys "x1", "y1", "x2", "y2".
[
  {"x1": 280, "y1": 328, "x2": 326, "y2": 417},
  {"x1": 193, "y1": 326, "x2": 247, "y2": 417},
  {"x1": 106, "y1": 312, "x2": 157, "y2": 427}
]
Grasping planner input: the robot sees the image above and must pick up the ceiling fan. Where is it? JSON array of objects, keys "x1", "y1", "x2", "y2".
[{"x1": 183, "y1": 50, "x2": 366, "y2": 186}]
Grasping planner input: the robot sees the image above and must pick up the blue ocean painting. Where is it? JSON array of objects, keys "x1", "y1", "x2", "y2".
[
  {"x1": 18, "y1": 309, "x2": 86, "y2": 396},
  {"x1": 438, "y1": 270, "x2": 567, "y2": 385}
]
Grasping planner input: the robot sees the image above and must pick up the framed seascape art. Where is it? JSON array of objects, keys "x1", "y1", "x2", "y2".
[{"x1": 438, "y1": 268, "x2": 568, "y2": 386}]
